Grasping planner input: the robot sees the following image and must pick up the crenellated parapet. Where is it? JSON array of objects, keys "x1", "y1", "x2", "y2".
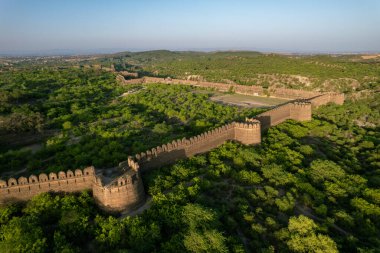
[
  {"x1": 1, "y1": 75, "x2": 345, "y2": 212},
  {"x1": 289, "y1": 100, "x2": 312, "y2": 121},
  {"x1": 0, "y1": 167, "x2": 96, "y2": 204},
  {"x1": 233, "y1": 120, "x2": 261, "y2": 145},
  {"x1": 119, "y1": 77, "x2": 265, "y2": 96},
  {"x1": 124, "y1": 121, "x2": 260, "y2": 172},
  {"x1": 119, "y1": 76, "x2": 345, "y2": 107},
  {"x1": 327, "y1": 92, "x2": 345, "y2": 105},
  {"x1": 247, "y1": 100, "x2": 312, "y2": 130},
  {"x1": 92, "y1": 169, "x2": 145, "y2": 211},
  {"x1": 0, "y1": 167, "x2": 95, "y2": 189},
  {"x1": 268, "y1": 87, "x2": 322, "y2": 99},
  {"x1": 308, "y1": 92, "x2": 345, "y2": 108}
]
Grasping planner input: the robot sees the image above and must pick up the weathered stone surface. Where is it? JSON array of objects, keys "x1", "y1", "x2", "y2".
[{"x1": 0, "y1": 76, "x2": 344, "y2": 211}]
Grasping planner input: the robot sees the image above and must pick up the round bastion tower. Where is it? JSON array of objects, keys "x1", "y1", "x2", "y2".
[{"x1": 92, "y1": 160, "x2": 145, "y2": 211}]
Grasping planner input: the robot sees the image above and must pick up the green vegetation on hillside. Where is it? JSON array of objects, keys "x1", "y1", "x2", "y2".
[
  {"x1": 1, "y1": 98, "x2": 379, "y2": 252},
  {"x1": 0, "y1": 53, "x2": 379, "y2": 252},
  {"x1": 90, "y1": 51, "x2": 380, "y2": 92},
  {"x1": 0, "y1": 68, "x2": 259, "y2": 175}
]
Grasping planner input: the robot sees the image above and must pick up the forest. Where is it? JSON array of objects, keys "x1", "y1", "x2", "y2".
[
  {"x1": 0, "y1": 68, "x2": 260, "y2": 175},
  {"x1": 0, "y1": 52, "x2": 379, "y2": 252}
]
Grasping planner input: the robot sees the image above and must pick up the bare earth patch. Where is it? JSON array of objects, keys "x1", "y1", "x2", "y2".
[{"x1": 361, "y1": 54, "x2": 380, "y2": 60}]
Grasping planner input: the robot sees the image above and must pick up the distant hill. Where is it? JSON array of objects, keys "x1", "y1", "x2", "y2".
[{"x1": 92, "y1": 50, "x2": 380, "y2": 93}]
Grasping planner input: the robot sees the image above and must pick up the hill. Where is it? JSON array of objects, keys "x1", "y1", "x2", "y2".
[{"x1": 0, "y1": 53, "x2": 379, "y2": 252}]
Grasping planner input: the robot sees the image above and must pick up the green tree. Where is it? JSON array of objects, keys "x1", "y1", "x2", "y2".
[
  {"x1": 285, "y1": 215, "x2": 338, "y2": 253},
  {"x1": 183, "y1": 230, "x2": 228, "y2": 253},
  {"x1": 0, "y1": 216, "x2": 47, "y2": 253}
]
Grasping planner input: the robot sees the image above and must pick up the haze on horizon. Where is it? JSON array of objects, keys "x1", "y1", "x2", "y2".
[{"x1": 0, "y1": 0, "x2": 379, "y2": 55}]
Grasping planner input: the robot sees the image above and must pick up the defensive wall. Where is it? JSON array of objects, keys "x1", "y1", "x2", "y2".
[
  {"x1": 0, "y1": 77, "x2": 344, "y2": 212},
  {"x1": 129, "y1": 121, "x2": 261, "y2": 172},
  {"x1": 251, "y1": 100, "x2": 312, "y2": 130},
  {"x1": 0, "y1": 167, "x2": 96, "y2": 203},
  {"x1": 117, "y1": 75, "x2": 345, "y2": 103},
  {"x1": 0, "y1": 121, "x2": 261, "y2": 211}
]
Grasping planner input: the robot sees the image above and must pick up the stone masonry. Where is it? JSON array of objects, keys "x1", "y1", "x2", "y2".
[{"x1": 0, "y1": 77, "x2": 344, "y2": 212}]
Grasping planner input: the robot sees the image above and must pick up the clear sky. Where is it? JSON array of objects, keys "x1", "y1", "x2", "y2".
[{"x1": 0, "y1": 0, "x2": 379, "y2": 54}]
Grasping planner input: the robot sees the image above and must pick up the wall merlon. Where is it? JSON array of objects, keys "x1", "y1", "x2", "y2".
[{"x1": 1, "y1": 75, "x2": 344, "y2": 211}]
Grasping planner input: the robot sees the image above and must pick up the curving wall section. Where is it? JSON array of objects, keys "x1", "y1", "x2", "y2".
[
  {"x1": 0, "y1": 77, "x2": 344, "y2": 212},
  {"x1": 118, "y1": 76, "x2": 344, "y2": 103},
  {"x1": 0, "y1": 121, "x2": 261, "y2": 211},
  {"x1": 119, "y1": 76, "x2": 264, "y2": 96},
  {"x1": 92, "y1": 170, "x2": 145, "y2": 211}
]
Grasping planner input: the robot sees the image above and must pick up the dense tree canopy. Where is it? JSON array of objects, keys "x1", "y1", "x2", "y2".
[
  {"x1": 0, "y1": 68, "x2": 260, "y2": 174},
  {"x1": 0, "y1": 55, "x2": 379, "y2": 252}
]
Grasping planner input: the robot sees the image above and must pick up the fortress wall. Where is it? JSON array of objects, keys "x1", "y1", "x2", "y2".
[
  {"x1": 141, "y1": 77, "x2": 329, "y2": 100},
  {"x1": 234, "y1": 121, "x2": 261, "y2": 145},
  {"x1": 119, "y1": 76, "x2": 345, "y2": 107},
  {"x1": 268, "y1": 87, "x2": 321, "y2": 99},
  {"x1": 308, "y1": 94, "x2": 331, "y2": 107},
  {"x1": 308, "y1": 93, "x2": 344, "y2": 108},
  {"x1": 234, "y1": 84, "x2": 264, "y2": 95},
  {"x1": 290, "y1": 101, "x2": 312, "y2": 121},
  {"x1": 255, "y1": 103, "x2": 292, "y2": 130},
  {"x1": 0, "y1": 167, "x2": 95, "y2": 204},
  {"x1": 135, "y1": 124, "x2": 234, "y2": 171},
  {"x1": 134, "y1": 122, "x2": 260, "y2": 172},
  {"x1": 92, "y1": 172, "x2": 145, "y2": 211},
  {"x1": 328, "y1": 93, "x2": 345, "y2": 105},
  {"x1": 0, "y1": 74, "x2": 345, "y2": 211},
  {"x1": 137, "y1": 148, "x2": 188, "y2": 171},
  {"x1": 142, "y1": 77, "x2": 264, "y2": 96},
  {"x1": 250, "y1": 100, "x2": 312, "y2": 130},
  {"x1": 184, "y1": 123, "x2": 236, "y2": 156}
]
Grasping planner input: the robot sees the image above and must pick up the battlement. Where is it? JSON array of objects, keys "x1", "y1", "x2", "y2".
[
  {"x1": 0, "y1": 167, "x2": 96, "y2": 205},
  {"x1": 119, "y1": 76, "x2": 345, "y2": 107},
  {"x1": 328, "y1": 92, "x2": 345, "y2": 105},
  {"x1": 270, "y1": 87, "x2": 322, "y2": 99},
  {"x1": 119, "y1": 76, "x2": 265, "y2": 96},
  {"x1": 247, "y1": 100, "x2": 312, "y2": 130},
  {"x1": 0, "y1": 74, "x2": 344, "y2": 212},
  {"x1": 0, "y1": 167, "x2": 95, "y2": 189},
  {"x1": 291, "y1": 99, "x2": 312, "y2": 106},
  {"x1": 92, "y1": 170, "x2": 145, "y2": 211},
  {"x1": 127, "y1": 121, "x2": 261, "y2": 171}
]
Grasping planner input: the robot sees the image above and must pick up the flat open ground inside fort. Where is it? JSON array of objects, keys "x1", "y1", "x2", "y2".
[{"x1": 210, "y1": 93, "x2": 290, "y2": 108}]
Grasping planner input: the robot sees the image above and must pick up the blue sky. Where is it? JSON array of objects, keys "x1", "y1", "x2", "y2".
[{"x1": 0, "y1": 0, "x2": 379, "y2": 54}]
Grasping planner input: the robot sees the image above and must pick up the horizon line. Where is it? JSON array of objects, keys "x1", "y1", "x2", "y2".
[{"x1": 1, "y1": 48, "x2": 380, "y2": 58}]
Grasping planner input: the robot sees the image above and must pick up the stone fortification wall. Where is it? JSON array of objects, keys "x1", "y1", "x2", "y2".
[
  {"x1": 268, "y1": 87, "x2": 321, "y2": 99},
  {"x1": 92, "y1": 170, "x2": 145, "y2": 211},
  {"x1": 248, "y1": 100, "x2": 312, "y2": 130},
  {"x1": 255, "y1": 103, "x2": 292, "y2": 130},
  {"x1": 290, "y1": 101, "x2": 313, "y2": 121},
  {"x1": 0, "y1": 167, "x2": 96, "y2": 204},
  {"x1": 118, "y1": 76, "x2": 345, "y2": 106},
  {"x1": 120, "y1": 77, "x2": 264, "y2": 96},
  {"x1": 131, "y1": 121, "x2": 261, "y2": 172},
  {"x1": 0, "y1": 121, "x2": 261, "y2": 211},
  {"x1": 308, "y1": 93, "x2": 345, "y2": 107},
  {"x1": 119, "y1": 76, "x2": 346, "y2": 103},
  {"x1": 0, "y1": 74, "x2": 344, "y2": 212}
]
